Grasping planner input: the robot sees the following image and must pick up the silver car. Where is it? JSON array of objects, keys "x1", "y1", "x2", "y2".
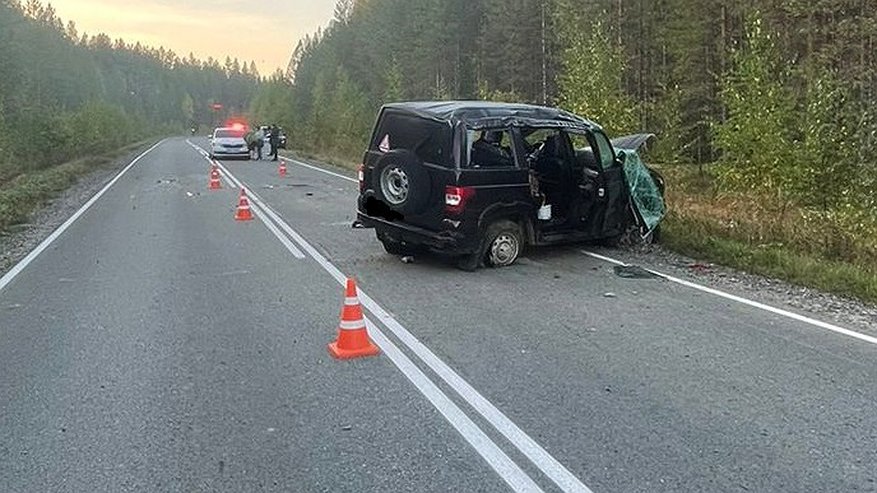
[{"x1": 210, "y1": 127, "x2": 250, "y2": 160}]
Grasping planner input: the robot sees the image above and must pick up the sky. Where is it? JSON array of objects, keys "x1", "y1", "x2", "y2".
[{"x1": 48, "y1": 0, "x2": 338, "y2": 76}]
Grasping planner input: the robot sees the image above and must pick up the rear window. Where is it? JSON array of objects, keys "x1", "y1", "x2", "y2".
[
  {"x1": 372, "y1": 111, "x2": 454, "y2": 168},
  {"x1": 215, "y1": 129, "x2": 244, "y2": 139}
]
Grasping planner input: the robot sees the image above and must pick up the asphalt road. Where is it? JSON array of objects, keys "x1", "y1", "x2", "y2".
[{"x1": 1, "y1": 137, "x2": 875, "y2": 492}]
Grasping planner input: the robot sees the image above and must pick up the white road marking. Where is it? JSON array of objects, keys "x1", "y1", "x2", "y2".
[
  {"x1": 0, "y1": 139, "x2": 166, "y2": 295},
  {"x1": 195, "y1": 144, "x2": 550, "y2": 493},
  {"x1": 281, "y1": 156, "x2": 358, "y2": 184},
  {"x1": 581, "y1": 250, "x2": 877, "y2": 347},
  {"x1": 185, "y1": 140, "x2": 237, "y2": 188},
  {"x1": 364, "y1": 321, "x2": 545, "y2": 493},
  {"x1": 250, "y1": 204, "x2": 305, "y2": 259},
  {"x1": 185, "y1": 141, "x2": 303, "y2": 259},
  {"x1": 274, "y1": 149, "x2": 877, "y2": 350},
  {"x1": 208, "y1": 158, "x2": 594, "y2": 493}
]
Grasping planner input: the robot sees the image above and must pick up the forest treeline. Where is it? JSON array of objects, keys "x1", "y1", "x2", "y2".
[
  {"x1": 0, "y1": 0, "x2": 259, "y2": 182},
  {"x1": 253, "y1": 0, "x2": 876, "y2": 220}
]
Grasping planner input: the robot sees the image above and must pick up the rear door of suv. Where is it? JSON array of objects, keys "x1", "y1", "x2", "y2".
[
  {"x1": 361, "y1": 109, "x2": 456, "y2": 233},
  {"x1": 455, "y1": 128, "x2": 532, "y2": 232}
]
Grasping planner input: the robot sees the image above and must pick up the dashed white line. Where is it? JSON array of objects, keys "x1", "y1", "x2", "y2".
[{"x1": 0, "y1": 139, "x2": 167, "y2": 295}]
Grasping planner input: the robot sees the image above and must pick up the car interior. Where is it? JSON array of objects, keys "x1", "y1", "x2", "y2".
[{"x1": 523, "y1": 128, "x2": 604, "y2": 230}]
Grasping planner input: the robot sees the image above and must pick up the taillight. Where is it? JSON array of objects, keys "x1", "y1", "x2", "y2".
[
  {"x1": 358, "y1": 164, "x2": 365, "y2": 190},
  {"x1": 445, "y1": 186, "x2": 475, "y2": 215}
]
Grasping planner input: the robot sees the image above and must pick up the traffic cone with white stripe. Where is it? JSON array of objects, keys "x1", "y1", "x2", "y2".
[
  {"x1": 209, "y1": 165, "x2": 222, "y2": 190},
  {"x1": 278, "y1": 160, "x2": 287, "y2": 177},
  {"x1": 235, "y1": 188, "x2": 254, "y2": 221},
  {"x1": 328, "y1": 278, "x2": 380, "y2": 360}
]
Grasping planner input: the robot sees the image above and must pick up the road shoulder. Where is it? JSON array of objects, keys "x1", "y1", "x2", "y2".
[{"x1": 0, "y1": 141, "x2": 157, "y2": 278}]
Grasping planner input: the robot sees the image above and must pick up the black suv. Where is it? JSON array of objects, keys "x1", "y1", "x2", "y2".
[{"x1": 356, "y1": 101, "x2": 665, "y2": 270}]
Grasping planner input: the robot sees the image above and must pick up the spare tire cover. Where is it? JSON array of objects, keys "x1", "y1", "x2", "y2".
[{"x1": 371, "y1": 149, "x2": 431, "y2": 215}]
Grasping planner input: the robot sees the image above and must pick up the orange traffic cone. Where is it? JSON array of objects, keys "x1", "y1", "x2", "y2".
[
  {"x1": 328, "y1": 279, "x2": 380, "y2": 360},
  {"x1": 235, "y1": 188, "x2": 254, "y2": 221},
  {"x1": 278, "y1": 161, "x2": 287, "y2": 177},
  {"x1": 209, "y1": 165, "x2": 222, "y2": 190}
]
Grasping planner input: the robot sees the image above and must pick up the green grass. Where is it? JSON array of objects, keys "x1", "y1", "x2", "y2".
[
  {"x1": 661, "y1": 196, "x2": 877, "y2": 303},
  {"x1": 0, "y1": 141, "x2": 151, "y2": 233},
  {"x1": 285, "y1": 150, "x2": 877, "y2": 304}
]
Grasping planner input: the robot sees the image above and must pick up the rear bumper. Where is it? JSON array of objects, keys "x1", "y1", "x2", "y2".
[{"x1": 357, "y1": 212, "x2": 477, "y2": 255}]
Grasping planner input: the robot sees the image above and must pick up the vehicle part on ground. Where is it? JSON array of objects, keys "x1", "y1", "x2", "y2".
[{"x1": 613, "y1": 264, "x2": 659, "y2": 279}]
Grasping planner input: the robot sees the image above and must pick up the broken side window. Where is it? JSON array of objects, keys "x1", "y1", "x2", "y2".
[
  {"x1": 371, "y1": 111, "x2": 454, "y2": 168},
  {"x1": 593, "y1": 131, "x2": 616, "y2": 170},
  {"x1": 465, "y1": 129, "x2": 516, "y2": 169}
]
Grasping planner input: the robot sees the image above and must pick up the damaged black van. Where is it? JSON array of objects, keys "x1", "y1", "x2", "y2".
[{"x1": 356, "y1": 101, "x2": 666, "y2": 270}]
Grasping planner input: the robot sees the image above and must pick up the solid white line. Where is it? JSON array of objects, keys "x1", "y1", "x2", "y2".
[
  {"x1": 212, "y1": 153, "x2": 546, "y2": 492},
  {"x1": 185, "y1": 142, "x2": 303, "y2": 259},
  {"x1": 0, "y1": 139, "x2": 166, "y2": 295},
  {"x1": 184, "y1": 140, "x2": 236, "y2": 188},
  {"x1": 580, "y1": 250, "x2": 877, "y2": 346},
  {"x1": 224, "y1": 172, "x2": 593, "y2": 493},
  {"x1": 275, "y1": 149, "x2": 877, "y2": 351},
  {"x1": 251, "y1": 204, "x2": 305, "y2": 259},
  {"x1": 281, "y1": 156, "x2": 358, "y2": 184},
  {"x1": 364, "y1": 320, "x2": 544, "y2": 493}
]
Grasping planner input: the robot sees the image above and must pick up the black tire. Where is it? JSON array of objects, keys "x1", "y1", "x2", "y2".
[
  {"x1": 456, "y1": 219, "x2": 525, "y2": 271},
  {"x1": 371, "y1": 150, "x2": 431, "y2": 216},
  {"x1": 483, "y1": 220, "x2": 524, "y2": 268}
]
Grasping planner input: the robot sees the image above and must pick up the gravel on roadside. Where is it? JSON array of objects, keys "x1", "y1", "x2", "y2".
[{"x1": 596, "y1": 242, "x2": 877, "y2": 336}]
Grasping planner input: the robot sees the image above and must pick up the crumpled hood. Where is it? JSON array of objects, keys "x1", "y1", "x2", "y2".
[{"x1": 611, "y1": 133, "x2": 656, "y2": 152}]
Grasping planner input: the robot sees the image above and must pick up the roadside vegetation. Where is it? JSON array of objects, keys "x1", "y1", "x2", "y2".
[
  {"x1": 0, "y1": 1, "x2": 260, "y2": 231},
  {"x1": 253, "y1": 0, "x2": 877, "y2": 303}
]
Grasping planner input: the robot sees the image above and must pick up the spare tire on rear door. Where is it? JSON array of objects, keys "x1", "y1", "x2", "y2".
[{"x1": 371, "y1": 149, "x2": 431, "y2": 216}]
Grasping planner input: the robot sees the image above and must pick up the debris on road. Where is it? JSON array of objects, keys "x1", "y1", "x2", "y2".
[
  {"x1": 401, "y1": 256, "x2": 414, "y2": 264},
  {"x1": 603, "y1": 292, "x2": 617, "y2": 298},
  {"x1": 614, "y1": 265, "x2": 659, "y2": 279},
  {"x1": 688, "y1": 262, "x2": 713, "y2": 274},
  {"x1": 351, "y1": 220, "x2": 365, "y2": 229}
]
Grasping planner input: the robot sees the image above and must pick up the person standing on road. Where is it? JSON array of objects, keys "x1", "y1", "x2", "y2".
[
  {"x1": 269, "y1": 124, "x2": 280, "y2": 161},
  {"x1": 253, "y1": 126, "x2": 265, "y2": 160}
]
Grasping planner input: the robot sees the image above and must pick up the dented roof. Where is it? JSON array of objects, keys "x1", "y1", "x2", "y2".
[{"x1": 382, "y1": 101, "x2": 601, "y2": 132}]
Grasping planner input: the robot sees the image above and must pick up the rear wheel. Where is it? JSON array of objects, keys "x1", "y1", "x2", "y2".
[
  {"x1": 457, "y1": 219, "x2": 523, "y2": 271},
  {"x1": 484, "y1": 220, "x2": 523, "y2": 268}
]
